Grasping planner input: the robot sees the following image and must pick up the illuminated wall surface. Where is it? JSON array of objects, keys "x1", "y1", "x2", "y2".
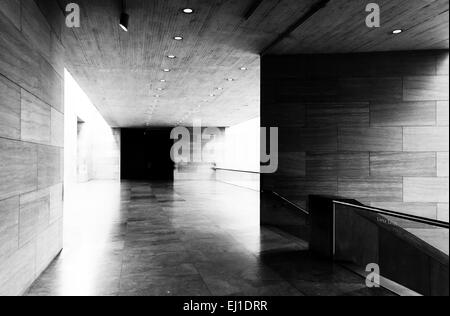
[
  {"x1": 174, "y1": 118, "x2": 260, "y2": 183},
  {"x1": 220, "y1": 117, "x2": 261, "y2": 173},
  {"x1": 0, "y1": 1, "x2": 64, "y2": 295},
  {"x1": 64, "y1": 69, "x2": 120, "y2": 187},
  {"x1": 211, "y1": 118, "x2": 261, "y2": 191}
]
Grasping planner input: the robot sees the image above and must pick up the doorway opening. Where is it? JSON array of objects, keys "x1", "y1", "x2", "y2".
[{"x1": 121, "y1": 129, "x2": 174, "y2": 181}]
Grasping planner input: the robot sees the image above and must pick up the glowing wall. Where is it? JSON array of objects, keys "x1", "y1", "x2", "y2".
[{"x1": 64, "y1": 69, "x2": 120, "y2": 186}]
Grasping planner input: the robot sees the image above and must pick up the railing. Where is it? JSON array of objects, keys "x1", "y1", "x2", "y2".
[
  {"x1": 213, "y1": 167, "x2": 261, "y2": 192},
  {"x1": 269, "y1": 191, "x2": 310, "y2": 216},
  {"x1": 331, "y1": 199, "x2": 449, "y2": 296},
  {"x1": 333, "y1": 201, "x2": 449, "y2": 229},
  {"x1": 263, "y1": 191, "x2": 449, "y2": 295},
  {"x1": 212, "y1": 167, "x2": 260, "y2": 174},
  {"x1": 213, "y1": 167, "x2": 310, "y2": 217}
]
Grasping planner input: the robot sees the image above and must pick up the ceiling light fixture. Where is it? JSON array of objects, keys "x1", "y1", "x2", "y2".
[
  {"x1": 216, "y1": 87, "x2": 223, "y2": 90},
  {"x1": 226, "y1": 78, "x2": 235, "y2": 82},
  {"x1": 119, "y1": 13, "x2": 129, "y2": 32},
  {"x1": 183, "y1": 8, "x2": 194, "y2": 14},
  {"x1": 163, "y1": 68, "x2": 171, "y2": 72},
  {"x1": 392, "y1": 29, "x2": 403, "y2": 34},
  {"x1": 167, "y1": 55, "x2": 177, "y2": 59},
  {"x1": 239, "y1": 67, "x2": 248, "y2": 71},
  {"x1": 174, "y1": 36, "x2": 183, "y2": 41},
  {"x1": 160, "y1": 79, "x2": 166, "y2": 82},
  {"x1": 157, "y1": 88, "x2": 164, "y2": 91},
  {"x1": 119, "y1": 1, "x2": 129, "y2": 32}
]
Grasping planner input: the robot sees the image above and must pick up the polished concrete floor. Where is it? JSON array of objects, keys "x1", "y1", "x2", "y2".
[{"x1": 25, "y1": 180, "x2": 392, "y2": 296}]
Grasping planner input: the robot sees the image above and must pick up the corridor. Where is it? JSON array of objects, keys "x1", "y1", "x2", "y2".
[
  {"x1": 25, "y1": 180, "x2": 391, "y2": 296},
  {"x1": 0, "y1": 0, "x2": 448, "y2": 298}
]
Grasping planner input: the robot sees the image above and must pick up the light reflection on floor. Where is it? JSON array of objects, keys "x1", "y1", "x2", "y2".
[
  {"x1": 52, "y1": 181, "x2": 126, "y2": 296},
  {"x1": 25, "y1": 180, "x2": 390, "y2": 296}
]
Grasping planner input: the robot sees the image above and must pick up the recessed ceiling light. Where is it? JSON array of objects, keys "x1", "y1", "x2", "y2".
[
  {"x1": 167, "y1": 55, "x2": 177, "y2": 59},
  {"x1": 216, "y1": 87, "x2": 223, "y2": 90},
  {"x1": 174, "y1": 36, "x2": 183, "y2": 41},
  {"x1": 160, "y1": 79, "x2": 166, "y2": 82},
  {"x1": 240, "y1": 67, "x2": 248, "y2": 71},
  {"x1": 163, "y1": 69, "x2": 171, "y2": 72},
  {"x1": 157, "y1": 88, "x2": 164, "y2": 91},
  {"x1": 183, "y1": 8, "x2": 194, "y2": 14},
  {"x1": 392, "y1": 29, "x2": 403, "y2": 34},
  {"x1": 226, "y1": 78, "x2": 235, "y2": 82}
]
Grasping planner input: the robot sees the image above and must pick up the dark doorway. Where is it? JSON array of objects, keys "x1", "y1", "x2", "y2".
[{"x1": 121, "y1": 129, "x2": 174, "y2": 181}]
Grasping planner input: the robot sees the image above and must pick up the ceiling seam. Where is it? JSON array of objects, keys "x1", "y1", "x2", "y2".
[{"x1": 260, "y1": 0, "x2": 332, "y2": 56}]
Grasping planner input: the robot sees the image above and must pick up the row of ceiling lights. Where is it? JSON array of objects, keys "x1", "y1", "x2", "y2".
[
  {"x1": 156, "y1": 9, "x2": 190, "y2": 126},
  {"x1": 142, "y1": 9, "x2": 192, "y2": 126},
  {"x1": 120, "y1": 7, "x2": 248, "y2": 126},
  {"x1": 118, "y1": 7, "x2": 247, "y2": 125}
]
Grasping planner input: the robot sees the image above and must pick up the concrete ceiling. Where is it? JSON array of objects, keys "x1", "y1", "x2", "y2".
[
  {"x1": 58, "y1": 0, "x2": 449, "y2": 128},
  {"x1": 269, "y1": 0, "x2": 449, "y2": 54}
]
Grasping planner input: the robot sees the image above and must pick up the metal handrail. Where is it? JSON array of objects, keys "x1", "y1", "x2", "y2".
[
  {"x1": 213, "y1": 167, "x2": 261, "y2": 175},
  {"x1": 269, "y1": 191, "x2": 310, "y2": 216},
  {"x1": 333, "y1": 200, "x2": 449, "y2": 229}
]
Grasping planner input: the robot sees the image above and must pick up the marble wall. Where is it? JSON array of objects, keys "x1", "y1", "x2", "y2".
[
  {"x1": 261, "y1": 51, "x2": 449, "y2": 221},
  {"x1": 0, "y1": 0, "x2": 64, "y2": 295}
]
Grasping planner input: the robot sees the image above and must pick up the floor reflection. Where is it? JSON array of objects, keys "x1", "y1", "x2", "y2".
[{"x1": 25, "y1": 180, "x2": 392, "y2": 296}]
